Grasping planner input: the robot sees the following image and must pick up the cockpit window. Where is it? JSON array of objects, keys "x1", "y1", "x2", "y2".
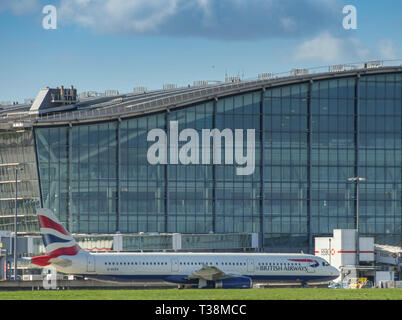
[{"x1": 322, "y1": 261, "x2": 330, "y2": 266}]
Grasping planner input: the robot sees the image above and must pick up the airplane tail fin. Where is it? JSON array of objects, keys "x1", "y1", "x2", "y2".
[{"x1": 32, "y1": 208, "x2": 81, "y2": 266}]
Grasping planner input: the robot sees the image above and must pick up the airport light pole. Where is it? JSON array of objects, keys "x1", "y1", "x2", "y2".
[{"x1": 348, "y1": 177, "x2": 366, "y2": 266}]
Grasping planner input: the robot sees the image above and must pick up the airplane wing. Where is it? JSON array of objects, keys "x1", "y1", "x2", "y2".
[{"x1": 187, "y1": 266, "x2": 231, "y2": 281}]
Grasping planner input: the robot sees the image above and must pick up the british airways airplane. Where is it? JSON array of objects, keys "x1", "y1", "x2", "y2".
[{"x1": 30, "y1": 209, "x2": 339, "y2": 288}]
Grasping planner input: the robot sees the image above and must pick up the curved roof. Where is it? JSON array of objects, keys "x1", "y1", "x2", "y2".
[{"x1": 1, "y1": 63, "x2": 402, "y2": 128}]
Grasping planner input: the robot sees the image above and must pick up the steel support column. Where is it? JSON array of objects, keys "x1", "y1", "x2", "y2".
[
  {"x1": 32, "y1": 129, "x2": 44, "y2": 209},
  {"x1": 212, "y1": 98, "x2": 217, "y2": 233},
  {"x1": 260, "y1": 89, "x2": 265, "y2": 251},
  {"x1": 307, "y1": 80, "x2": 313, "y2": 253},
  {"x1": 68, "y1": 124, "x2": 73, "y2": 232},
  {"x1": 116, "y1": 119, "x2": 121, "y2": 232},
  {"x1": 165, "y1": 110, "x2": 170, "y2": 233},
  {"x1": 354, "y1": 74, "x2": 361, "y2": 230},
  {"x1": 13, "y1": 168, "x2": 18, "y2": 280},
  {"x1": 354, "y1": 75, "x2": 361, "y2": 263}
]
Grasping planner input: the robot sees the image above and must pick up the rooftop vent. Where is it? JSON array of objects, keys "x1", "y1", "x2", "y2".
[
  {"x1": 258, "y1": 72, "x2": 274, "y2": 80},
  {"x1": 225, "y1": 76, "x2": 241, "y2": 83},
  {"x1": 163, "y1": 83, "x2": 177, "y2": 90},
  {"x1": 105, "y1": 89, "x2": 119, "y2": 97},
  {"x1": 193, "y1": 80, "x2": 209, "y2": 87},
  {"x1": 80, "y1": 91, "x2": 103, "y2": 99},
  {"x1": 133, "y1": 86, "x2": 148, "y2": 94},
  {"x1": 366, "y1": 61, "x2": 383, "y2": 69},
  {"x1": 290, "y1": 68, "x2": 309, "y2": 76},
  {"x1": 329, "y1": 65, "x2": 346, "y2": 73},
  {"x1": 29, "y1": 86, "x2": 78, "y2": 115}
]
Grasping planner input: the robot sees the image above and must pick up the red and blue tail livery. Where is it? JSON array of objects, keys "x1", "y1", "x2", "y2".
[{"x1": 31, "y1": 208, "x2": 80, "y2": 266}]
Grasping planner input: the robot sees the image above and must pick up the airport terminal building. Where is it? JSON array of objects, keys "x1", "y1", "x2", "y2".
[{"x1": 0, "y1": 62, "x2": 401, "y2": 254}]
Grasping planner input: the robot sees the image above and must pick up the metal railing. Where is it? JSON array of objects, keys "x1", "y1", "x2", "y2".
[{"x1": 2, "y1": 59, "x2": 402, "y2": 125}]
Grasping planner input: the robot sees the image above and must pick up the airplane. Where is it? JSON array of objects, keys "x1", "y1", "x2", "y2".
[{"x1": 30, "y1": 208, "x2": 339, "y2": 288}]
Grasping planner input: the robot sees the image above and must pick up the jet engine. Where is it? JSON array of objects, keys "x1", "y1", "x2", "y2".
[{"x1": 214, "y1": 276, "x2": 252, "y2": 289}]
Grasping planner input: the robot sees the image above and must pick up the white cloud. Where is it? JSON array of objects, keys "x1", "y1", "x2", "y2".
[
  {"x1": 59, "y1": 0, "x2": 180, "y2": 33},
  {"x1": 294, "y1": 32, "x2": 370, "y2": 63},
  {"x1": 57, "y1": 0, "x2": 342, "y2": 40},
  {"x1": 378, "y1": 39, "x2": 397, "y2": 60},
  {"x1": 0, "y1": 0, "x2": 40, "y2": 15}
]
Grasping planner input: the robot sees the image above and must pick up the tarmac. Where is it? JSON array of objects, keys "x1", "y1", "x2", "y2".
[{"x1": 0, "y1": 279, "x2": 328, "y2": 291}]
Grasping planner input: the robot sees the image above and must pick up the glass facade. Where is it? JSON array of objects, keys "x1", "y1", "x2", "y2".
[
  {"x1": 358, "y1": 74, "x2": 401, "y2": 246},
  {"x1": 34, "y1": 72, "x2": 402, "y2": 252},
  {"x1": 263, "y1": 82, "x2": 309, "y2": 251},
  {"x1": 0, "y1": 130, "x2": 40, "y2": 233},
  {"x1": 310, "y1": 78, "x2": 356, "y2": 237}
]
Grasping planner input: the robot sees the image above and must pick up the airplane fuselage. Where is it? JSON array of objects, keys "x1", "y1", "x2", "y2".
[{"x1": 53, "y1": 251, "x2": 339, "y2": 286}]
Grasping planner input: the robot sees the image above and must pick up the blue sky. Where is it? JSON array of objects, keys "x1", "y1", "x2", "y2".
[{"x1": 0, "y1": 0, "x2": 401, "y2": 102}]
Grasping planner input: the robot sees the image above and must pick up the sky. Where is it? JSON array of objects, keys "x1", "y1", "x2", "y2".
[{"x1": 0, "y1": 0, "x2": 401, "y2": 103}]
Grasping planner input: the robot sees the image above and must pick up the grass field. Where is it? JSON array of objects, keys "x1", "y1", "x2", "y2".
[{"x1": 0, "y1": 288, "x2": 400, "y2": 300}]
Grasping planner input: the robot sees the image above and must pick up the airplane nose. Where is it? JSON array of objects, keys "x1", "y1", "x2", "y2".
[{"x1": 332, "y1": 267, "x2": 340, "y2": 277}]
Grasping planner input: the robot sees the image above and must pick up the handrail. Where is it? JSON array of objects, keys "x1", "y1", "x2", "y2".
[{"x1": 1, "y1": 59, "x2": 402, "y2": 125}]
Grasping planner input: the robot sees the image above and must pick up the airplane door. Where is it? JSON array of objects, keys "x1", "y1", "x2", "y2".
[
  {"x1": 171, "y1": 259, "x2": 179, "y2": 272},
  {"x1": 247, "y1": 259, "x2": 255, "y2": 272},
  {"x1": 87, "y1": 255, "x2": 96, "y2": 272}
]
